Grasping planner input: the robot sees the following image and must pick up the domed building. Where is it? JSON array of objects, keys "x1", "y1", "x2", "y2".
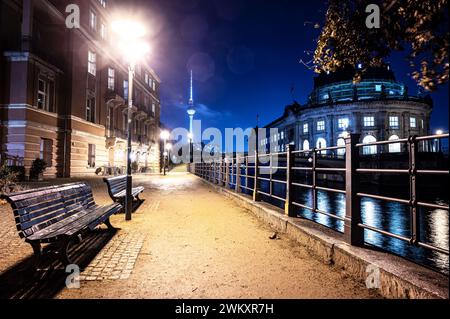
[{"x1": 262, "y1": 66, "x2": 433, "y2": 155}]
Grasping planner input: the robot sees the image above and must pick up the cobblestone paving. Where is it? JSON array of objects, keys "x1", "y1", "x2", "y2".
[
  {"x1": 79, "y1": 232, "x2": 146, "y2": 281},
  {"x1": 0, "y1": 206, "x2": 32, "y2": 273}
]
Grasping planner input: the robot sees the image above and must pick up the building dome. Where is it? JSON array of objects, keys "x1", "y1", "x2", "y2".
[{"x1": 263, "y1": 66, "x2": 433, "y2": 155}]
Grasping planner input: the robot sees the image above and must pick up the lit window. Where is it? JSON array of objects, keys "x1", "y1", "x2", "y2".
[
  {"x1": 151, "y1": 103, "x2": 156, "y2": 116},
  {"x1": 389, "y1": 116, "x2": 399, "y2": 128},
  {"x1": 40, "y1": 138, "x2": 53, "y2": 167},
  {"x1": 410, "y1": 117, "x2": 416, "y2": 128},
  {"x1": 100, "y1": 23, "x2": 107, "y2": 40},
  {"x1": 363, "y1": 116, "x2": 375, "y2": 127},
  {"x1": 98, "y1": 0, "x2": 106, "y2": 8},
  {"x1": 145, "y1": 73, "x2": 149, "y2": 85},
  {"x1": 281, "y1": 131, "x2": 284, "y2": 139},
  {"x1": 421, "y1": 119, "x2": 424, "y2": 129},
  {"x1": 89, "y1": 10, "x2": 97, "y2": 31},
  {"x1": 88, "y1": 144, "x2": 96, "y2": 168},
  {"x1": 388, "y1": 135, "x2": 401, "y2": 153},
  {"x1": 37, "y1": 78, "x2": 49, "y2": 111},
  {"x1": 337, "y1": 138, "x2": 346, "y2": 156},
  {"x1": 152, "y1": 80, "x2": 156, "y2": 91},
  {"x1": 338, "y1": 118, "x2": 349, "y2": 129},
  {"x1": 303, "y1": 140, "x2": 310, "y2": 151},
  {"x1": 88, "y1": 51, "x2": 96, "y2": 76},
  {"x1": 86, "y1": 94, "x2": 96, "y2": 123},
  {"x1": 375, "y1": 85, "x2": 382, "y2": 92},
  {"x1": 107, "y1": 68, "x2": 115, "y2": 90},
  {"x1": 303, "y1": 123, "x2": 308, "y2": 134},
  {"x1": 317, "y1": 120, "x2": 325, "y2": 131},
  {"x1": 362, "y1": 135, "x2": 377, "y2": 155},
  {"x1": 123, "y1": 80, "x2": 129, "y2": 100},
  {"x1": 323, "y1": 93, "x2": 329, "y2": 100},
  {"x1": 316, "y1": 138, "x2": 327, "y2": 155}
]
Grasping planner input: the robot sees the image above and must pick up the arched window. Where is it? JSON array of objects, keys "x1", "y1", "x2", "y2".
[
  {"x1": 316, "y1": 138, "x2": 327, "y2": 155},
  {"x1": 337, "y1": 138, "x2": 346, "y2": 156},
  {"x1": 362, "y1": 135, "x2": 377, "y2": 155},
  {"x1": 303, "y1": 140, "x2": 310, "y2": 151},
  {"x1": 388, "y1": 135, "x2": 401, "y2": 153}
]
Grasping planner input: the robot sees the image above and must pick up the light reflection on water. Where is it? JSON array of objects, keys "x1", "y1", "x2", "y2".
[{"x1": 243, "y1": 177, "x2": 449, "y2": 275}]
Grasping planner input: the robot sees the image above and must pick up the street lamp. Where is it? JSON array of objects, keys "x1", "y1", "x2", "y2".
[
  {"x1": 112, "y1": 20, "x2": 150, "y2": 221},
  {"x1": 166, "y1": 143, "x2": 173, "y2": 172},
  {"x1": 160, "y1": 130, "x2": 170, "y2": 175},
  {"x1": 188, "y1": 133, "x2": 194, "y2": 163}
]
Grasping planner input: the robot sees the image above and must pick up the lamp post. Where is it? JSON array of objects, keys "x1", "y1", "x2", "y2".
[
  {"x1": 160, "y1": 130, "x2": 170, "y2": 176},
  {"x1": 166, "y1": 143, "x2": 173, "y2": 173},
  {"x1": 188, "y1": 133, "x2": 194, "y2": 164},
  {"x1": 112, "y1": 20, "x2": 150, "y2": 221}
]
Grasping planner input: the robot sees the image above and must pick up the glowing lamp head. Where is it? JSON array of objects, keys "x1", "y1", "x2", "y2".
[
  {"x1": 187, "y1": 109, "x2": 196, "y2": 116},
  {"x1": 111, "y1": 20, "x2": 150, "y2": 64},
  {"x1": 436, "y1": 129, "x2": 444, "y2": 135},
  {"x1": 188, "y1": 133, "x2": 194, "y2": 140},
  {"x1": 166, "y1": 143, "x2": 173, "y2": 151},
  {"x1": 111, "y1": 20, "x2": 147, "y2": 39}
]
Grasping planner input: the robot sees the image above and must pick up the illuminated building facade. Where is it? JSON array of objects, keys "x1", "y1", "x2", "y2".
[
  {"x1": 262, "y1": 66, "x2": 433, "y2": 155},
  {"x1": 0, "y1": 0, "x2": 161, "y2": 178}
]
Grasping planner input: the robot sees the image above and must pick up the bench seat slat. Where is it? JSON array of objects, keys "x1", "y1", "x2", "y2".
[{"x1": 27, "y1": 203, "x2": 122, "y2": 241}]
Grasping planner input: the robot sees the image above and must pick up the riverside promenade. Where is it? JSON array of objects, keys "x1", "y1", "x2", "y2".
[{"x1": 0, "y1": 172, "x2": 380, "y2": 299}]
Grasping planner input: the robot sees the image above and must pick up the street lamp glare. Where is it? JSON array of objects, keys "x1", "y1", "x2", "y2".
[
  {"x1": 166, "y1": 143, "x2": 173, "y2": 151},
  {"x1": 111, "y1": 20, "x2": 147, "y2": 39},
  {"x1": 118, "y1": 40, "x2": 151, "y2": 64},
  {"x1": 436, "y1": 129, "x2": 444, "y2": 135}
]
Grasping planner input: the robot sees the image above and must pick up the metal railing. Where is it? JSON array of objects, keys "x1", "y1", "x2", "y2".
[{"x1": 190, "y1": 133, "x2": 449, "y2": 260}]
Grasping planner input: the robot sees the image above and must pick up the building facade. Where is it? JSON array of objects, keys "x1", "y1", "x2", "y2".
[
  {"x1": 261, "y1": 66, "x2": 433, "y2": 155},
  {"x1": 0, "y1": 0, "x2": 162, "y2": 178}
]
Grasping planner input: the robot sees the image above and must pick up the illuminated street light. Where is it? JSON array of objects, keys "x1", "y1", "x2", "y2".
[{"x1": 112, "y1": 19, "x2": 149, "y2": 221}]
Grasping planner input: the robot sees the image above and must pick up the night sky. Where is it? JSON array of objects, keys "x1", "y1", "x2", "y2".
[{"x1": 124, "y1": 0, "x2": 449, "y2": 133}]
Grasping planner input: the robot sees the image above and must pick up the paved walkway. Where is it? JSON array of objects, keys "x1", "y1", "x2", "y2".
[{"x1": 0, "y1": 173, "x2": 380, "y2": 299}]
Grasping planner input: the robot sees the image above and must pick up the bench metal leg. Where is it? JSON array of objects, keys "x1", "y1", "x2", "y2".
[
  {"x1": 29, "y1": 241, "x2": 44, "y2": 270},
  {"x1": 104, "y1": 217, "x2": 116, "y2": 230},
  {"x1": 58, "y1": 238, "x2": 75, "y2": 267}
]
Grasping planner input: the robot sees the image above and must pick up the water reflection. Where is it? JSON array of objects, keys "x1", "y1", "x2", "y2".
[{"x1": 239, "y1": 175, "x2": 449, "y2": 275}]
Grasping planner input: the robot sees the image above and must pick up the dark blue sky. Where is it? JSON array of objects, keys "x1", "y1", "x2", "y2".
[{"x1": 136, "y1": 0, "x2": 449, "y2": 133}]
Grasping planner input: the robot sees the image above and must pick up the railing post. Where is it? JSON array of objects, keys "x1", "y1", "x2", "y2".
[
  {"x1": 408, "y1": 135, "x2": 419, "y2": 245},
  {"x1": 312, "y1": 148, "x2": 317, "y2": 214},
  {"x1": 285, "y1": 144, "x2": 295, "y2": 217},
  {"x1": 253, "y1": 150, "x2": 260, "y2": 202},
  {"x1": 235, "y1": 154, "x2": 241, "y2": 193},
  {"x1": 219, "y1": 158, "x2": 224, "y2": 186},
  {"x1": 225, "y1": 157, "x2": 230, "y2": 189},
  {"x1": 344, "y1": 133, "x2": 363, "y2": 246}
]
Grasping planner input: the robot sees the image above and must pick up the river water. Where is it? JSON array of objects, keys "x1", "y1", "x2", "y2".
[{"x1": 235, "y1": 169, "x2": 449, "y2": 275}]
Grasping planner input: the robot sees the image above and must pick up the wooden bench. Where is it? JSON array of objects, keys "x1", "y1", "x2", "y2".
[
  {"x1": 103, "y1": 176, "x2": 144, "y2": 211},
  {"x1": 0, "y1": 183, "x2": 122, "y2": 270}
]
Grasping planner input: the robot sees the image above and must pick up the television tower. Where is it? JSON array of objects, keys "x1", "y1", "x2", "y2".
[{"x1": 187, "y1": 70, "x2": 196, "y2": 140}]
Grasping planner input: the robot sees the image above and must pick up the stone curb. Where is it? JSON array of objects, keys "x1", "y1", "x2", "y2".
[{"x1": 196, "y1": 176, "x2": 449, "y2": 299}]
